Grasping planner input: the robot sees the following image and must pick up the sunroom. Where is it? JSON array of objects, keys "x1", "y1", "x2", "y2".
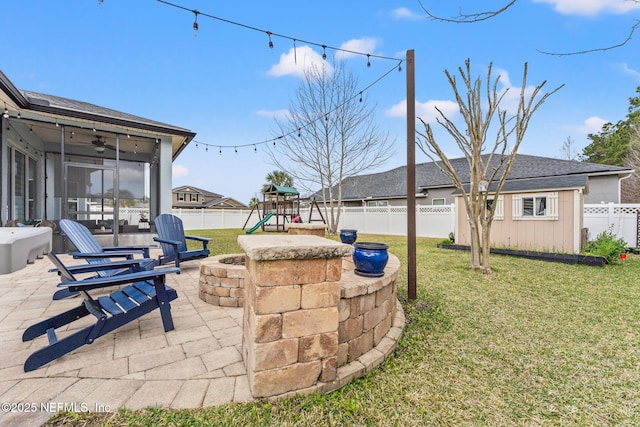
[{"x1": 0, "y1": 70, "x2": 196, "y2": 248}]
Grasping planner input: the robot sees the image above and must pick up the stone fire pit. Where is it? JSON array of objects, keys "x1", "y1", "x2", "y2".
[{"x1": 199, "y1": 254, "x2": 246, "y2": 307}]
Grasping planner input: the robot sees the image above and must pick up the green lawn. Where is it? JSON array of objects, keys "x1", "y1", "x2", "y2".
[{"x1": 48, "y1": 230, "x2": 640, "y2": 426}]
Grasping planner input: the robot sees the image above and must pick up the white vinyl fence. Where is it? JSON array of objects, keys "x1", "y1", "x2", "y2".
[
  {"x1": 583, "y1": 203, "x2": 640, "y2": 248},
  {"x1": 121, "y1": 202, "x2": 640, "y2": 247}
]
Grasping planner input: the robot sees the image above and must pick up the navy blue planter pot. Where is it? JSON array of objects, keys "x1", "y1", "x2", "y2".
[
  {"x1": 353, "y1": 242, "x2": 389, "y2": 278},
  {"x1": 340, "y1": 229, "x2": 358, "y2": 245}
]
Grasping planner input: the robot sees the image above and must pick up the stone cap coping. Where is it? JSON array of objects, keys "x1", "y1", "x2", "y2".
[
  {"x1": 286, "y1": 223, "x2": 327, "y2": 230},
  {"x1": 238, "y1": 235, "x2": 352, "y2": 261}
]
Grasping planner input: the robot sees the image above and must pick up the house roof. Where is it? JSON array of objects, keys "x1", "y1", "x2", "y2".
[
  {"x1": 172, "y1": 185, "x2": 223, "y2": 198},
  {"x1": 455, "y1": 174, "x2": 590, "y2": 194},
  {"x1": 318, "y1": 154, "x2": 632, "y2": 201},
  {"x1": 0, "y1": 69, "x2": 196, "y2": 160}
]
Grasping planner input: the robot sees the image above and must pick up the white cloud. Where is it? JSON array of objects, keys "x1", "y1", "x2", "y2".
[
  {"x1": 581, "y1": 116, "x2": 608, "y2": 134},
  {"x1": 533, "y1": 0, "x2": 640, "y2": 15},
  {"x1": 336, "y1": 37, "x2": 379, "y2": 60},
  {"x1": 256, "y1": 109, "x2": 290, "y2": 120},
  {"x1": 172, "y1": 164, "x2": 189, "y2": 178},
  {"x1": 614, "y1": 62, "x2": 640, "y2": 81},
  {"x1": 493, "y1": 68, "x2": 540, "y2": 114},
  {"x1": 267, "y1": 45, "x2": 329, "y2": 78},
  {"x1": 391, "y1": 7, "x2": 424, "y2": 20},
  {"x1": 385, "y1": 99, "x2": 460, "y2": 123}
]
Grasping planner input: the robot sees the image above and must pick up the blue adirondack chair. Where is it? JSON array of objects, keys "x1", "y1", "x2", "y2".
[
  {"x1": 22, "y1": 252, "x2": 179, "y2": 372},
  {"x1": 153, "y1": 214, "x2": 211, "y2": 269},
  {"x1": 55, "y1": 219, "x2": 157, "y2": 300}
]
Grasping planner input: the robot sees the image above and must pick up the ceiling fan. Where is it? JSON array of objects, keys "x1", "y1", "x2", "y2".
[{"x1": 91, "y1": 135, "x2": 125, "y2": 154}]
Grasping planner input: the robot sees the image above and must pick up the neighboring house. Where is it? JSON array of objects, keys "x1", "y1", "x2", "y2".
[
  {"x1": 172, "y1": 185, "x2": 248, "y2": 209},
  {"x1": 316, "y1": 154, "x2": 633, "y2": 254},
  {"x1": 0, "y1": 69, "x2": 196, "y2": 245},
  {"x1": 317, "y1": 154, "x2": 632, "y2": 207}
]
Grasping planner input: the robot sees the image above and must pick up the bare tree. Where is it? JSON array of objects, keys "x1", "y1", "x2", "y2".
[
  {"x1": 269, "y1": 61, "x2": 395, "y2": 233},
  {"x1": 417, "y1": 0, "x2": 640, "y2": 55},
  {"x1": 416, "y1": 59, "x2": 563, "y2": 273},
  {"x1": 559, "y1": 136, "x2": 580, "y2": 160}
]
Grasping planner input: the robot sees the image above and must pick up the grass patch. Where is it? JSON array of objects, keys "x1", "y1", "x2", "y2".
[{"x1": 46, "y1": 231, "x2": 640, "y2": 426}]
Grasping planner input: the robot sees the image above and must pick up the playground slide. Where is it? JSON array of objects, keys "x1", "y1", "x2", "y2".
[{"x1": 245, "y1": 212, "x2": 275, "y2": 234}]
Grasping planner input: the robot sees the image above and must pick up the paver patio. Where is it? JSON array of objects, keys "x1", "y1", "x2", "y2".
[{"x1": 0, "y1": 247, "x2": 250, "y2": 426}]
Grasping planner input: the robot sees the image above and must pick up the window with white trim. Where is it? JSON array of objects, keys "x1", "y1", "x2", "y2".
[
  {"x1": 512, "y1": 192, "x2": 558, "y2": 220},
  {"x1": 486, "y1": 195, "x2": 504, "y2": 220},
  {"x1": 190, "y1": 193, "x2": 199, "y2": 202},
  {"x1": 432, "y1": 198, "x2": 445, "y2": 206},
  {"x1": 177, "y1": 192, "x2": 185, "y2": 201}
]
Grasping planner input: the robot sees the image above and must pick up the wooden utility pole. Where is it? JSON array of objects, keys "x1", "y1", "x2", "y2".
[{"x1": 406, "y1": 49, "x2": 417, "y2": 300}]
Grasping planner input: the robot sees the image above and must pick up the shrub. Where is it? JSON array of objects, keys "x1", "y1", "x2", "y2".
[{"x1": 584, "y1": 228, "x2": 627, "y2": 264}]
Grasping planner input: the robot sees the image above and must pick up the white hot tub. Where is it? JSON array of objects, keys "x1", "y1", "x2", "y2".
[{"x1": 0, "y1": 227, "x2": 52, "y2": 274}]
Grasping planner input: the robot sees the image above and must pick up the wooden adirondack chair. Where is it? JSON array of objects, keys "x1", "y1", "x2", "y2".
[
  {"x1": 153, "y1": 214, "x2": 211, "y2": 269},
  {"x1": 22, "y1": 252, "x2": 180, "y2": 372},
  {"x1": 55, "y1": 219, "x2": 157, "y2": 300}
]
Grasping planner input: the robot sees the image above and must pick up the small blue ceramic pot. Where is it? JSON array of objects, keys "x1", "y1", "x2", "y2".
[
  {"x1": 339, "y1": 229, "x2": 358, "y2": 245},
  {"x1": 353, "y1": 242, "x2": 389, "y2": 278}
]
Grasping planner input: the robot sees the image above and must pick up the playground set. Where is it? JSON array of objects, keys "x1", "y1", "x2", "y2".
[{"x1": 243, "y1": 185, "x2": 325, "y2": 234}]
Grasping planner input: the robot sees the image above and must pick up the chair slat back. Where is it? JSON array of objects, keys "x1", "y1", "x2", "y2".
[
  {"x1": 59, "y1": 219, "x2": 112, "y2": 276},
  {"x1": 154, "y1": 214, "x2": 187, "y2": 258}
]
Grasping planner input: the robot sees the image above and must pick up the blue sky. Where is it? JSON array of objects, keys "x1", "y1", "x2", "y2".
[{"x1": 2, "y1": 0, "x2": 640, "y2": 203}]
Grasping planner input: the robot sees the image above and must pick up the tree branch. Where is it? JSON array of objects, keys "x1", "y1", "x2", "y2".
[
  {"x1": 417, "y1": 0, "x2": 517, "y2": 23},
  {"x1": 537, "y1": 20, "x2": 640, "y2": 56}
]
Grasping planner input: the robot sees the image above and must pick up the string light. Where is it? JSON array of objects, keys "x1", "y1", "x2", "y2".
[
  {"x1": 267, "y1": 31, "x2": 274, "y2": 49},
  {"x1": 2, "y1": 103, "x2": 8, "y2": 119},
  {"x1": 254, "y1": 144, "x2": 257, "y2": 153},
  {"x1": 17, "y1": 111, "x2": 21, "y2": 119},
  {"x1": 55, "y1": 118, "x2": 59, "y2": 127},
  {"x1": 293, "y1": 39, "x2": 297, "y2": 64},
  {"x1": 154, "y1": 0, "x2": 406, "y2": 156},
  {"x1": 193, "y1": 10, "x2": 199, "y2": 36},
  {"x1": 157, "y1": 1, "x2": 403, "y2": 65},
  {"x1": 187, "y1": 60, "x2": 403, "y2": 155}
]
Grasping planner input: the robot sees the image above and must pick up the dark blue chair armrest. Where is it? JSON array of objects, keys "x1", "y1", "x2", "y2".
[
  {"x1": 185, "y1": 236, "x2": 212, "y2": 242},
  {"x1": 58, "y1": 267, "x2": 180, "y2": 291},
  {"x1": 153, "y1": 237, "x2": 182, "y2": 246},
  {"x1": 69, "y1": 251, "x2": 143, "y2": 260},
  {"x1": 103, "y1": 245, "x2": 158, "y2": 258}
]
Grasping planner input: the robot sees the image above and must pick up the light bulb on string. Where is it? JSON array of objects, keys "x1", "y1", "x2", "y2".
[
  {"x1": 322, "y1": 45, "x2": 327, "y2": 60},
  {"x1": 293, "y1": 39, "x2": 297, "y2": 64},
  {"x1": 254, "y1": 144, "x2": 257, "y2": 153},
  {"x1": 2, "y1": 103, "x2": 8, "y2": 119},
  {"x1": 17, "y1": 111, "x2": 21, "y2": 119},
  {"x1": 367, "y1": 54, "x2": 371, "y2": 68},
  {"x1": 297, "y1": 128, "x2": 301, "y2": 137},
  {"x1": 234, "y1": 147, "x2": 238, "y2": 154},
  {"x1": 398, "y1": 62, "x2": 402, "y2": 72},
  {"x1": 267, "y1": 32, "x2": 273, "y2": 49},
  {"x1": 193, "y1": 10, "x2": 199, "y2": 36},
  {"x1": 219, "y1": 146, "x2": 222, "y2": 155},
  {"x1": 359, "y1": 92, "x2": 363, "y2": 102},
  {"x1": 55, "y1": 118, "x2": 59, "y2": 127}
]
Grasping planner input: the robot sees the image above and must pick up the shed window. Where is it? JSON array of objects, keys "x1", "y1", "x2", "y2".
[{"x1": 512, "y1": 192, "x2": 558, "y2": 220}]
